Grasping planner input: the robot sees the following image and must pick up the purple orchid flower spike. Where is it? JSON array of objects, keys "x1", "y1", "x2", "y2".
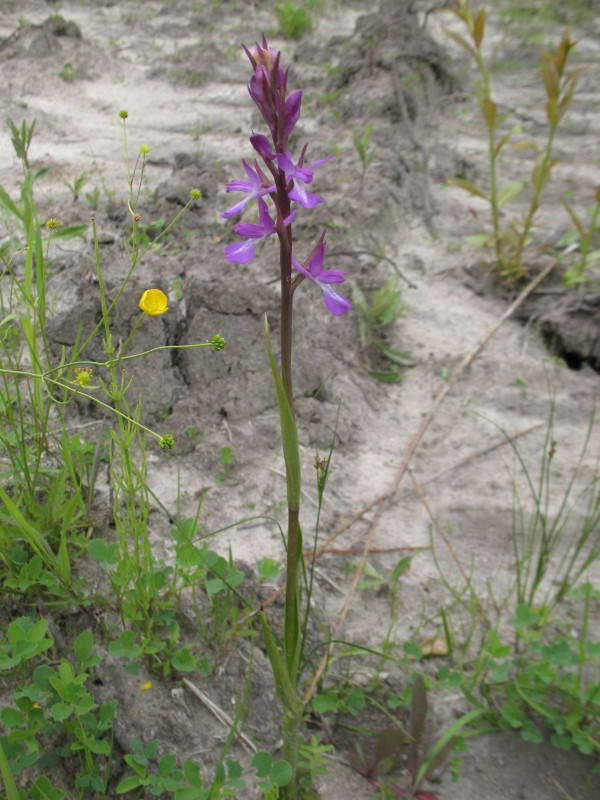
[
  {"x1": 225, "y1": 197, "x2": 297, "y2": 264},
  {"x1": 292, "y1": 237, "x2": 351, "y2": 315},
  {"x1": 221, "y1": 159, "x2": 276, "y2": 219},
  {"x1": 275, "y1": 150, "x2": 333, "y2": 209},
  {"x1": 244, "y1": 36, "x2": 303, "y2": 147}
]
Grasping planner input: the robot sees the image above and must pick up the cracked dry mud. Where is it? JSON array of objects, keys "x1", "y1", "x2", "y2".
[{"x1": 1, "y1": 1, "x2": 599, "y2": 798}]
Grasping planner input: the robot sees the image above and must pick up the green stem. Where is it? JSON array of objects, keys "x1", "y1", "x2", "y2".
[
  {"x1": 515, "y1": 123, "x2": 558, "y2": 267},
  {"x1": 0, "y1": 737, "x2": 20, "y2": 800},
  {"x1": 274, "y1": 165, "x2": 304, "y2": 796},
  {"x1": 473, "y1": 49, "x2": 502, "y2": 267}
]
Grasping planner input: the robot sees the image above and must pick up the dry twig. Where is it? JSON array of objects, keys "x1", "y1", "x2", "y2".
[{"x1": 182, "y1": 678, "x2": 257, "y2": 754}]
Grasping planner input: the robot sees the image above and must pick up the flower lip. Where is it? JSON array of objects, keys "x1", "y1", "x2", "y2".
[{"x1": 291, "y1": 238, "x2": 351, "y2": 315}]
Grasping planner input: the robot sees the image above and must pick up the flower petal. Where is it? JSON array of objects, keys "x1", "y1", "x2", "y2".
[
  {"x1": 322, "y1": 286, "x2": 352, "y2": 315},
  {"x1": 275, "y1": 152, "x2": 312, "y2": 183},
  {"x1": 242, "y1": 159, "x2": 260, "y2": 186},
  {"x1": 289, "y1": 183, "x2": 324, "y2": 209},
  {"x1": 292, "y1": 256, "x2": 313, "y2": 281},
  {"x1": 318, "y1": 269, "x2": 346, "y2": 284},
  {"x1": 283, "y1": 90, "x2": 303, "y2": 139},
  {"x1": 302, "y1": 240, "x2": 326, "y2": 279},
  {"x1": 225, "y1": 179, "x2": 253, "y2": 193},
  {"x1": 233, "y1": 221, "x2": 267, "y2": 238},
  {"x1": 220, "y1": 195, "x2": 252, "y2": 219},
  {"x1": 250, "y1": 133, "x2": 274, "y2": 160},
  {"x1": 308, "y1": 155, "x2": 333, "y2": 170},
  {"x1": 139, "y1": 288, "x2": 169, "y2": 315},
  {"x1": 224, "y1": 239, "x2": 257, "y2": 264},
  {"x1": 257, "y1": 197, "x2": 276, "y2": 232}
]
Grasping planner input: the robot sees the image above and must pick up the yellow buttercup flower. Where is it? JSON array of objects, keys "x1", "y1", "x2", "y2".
[
  {"x1": 139, "y1": 680, "x2": 153, "y2": 691},
  {"x1": 139, "y1": 288, "x2": 168, "y2": 316}
]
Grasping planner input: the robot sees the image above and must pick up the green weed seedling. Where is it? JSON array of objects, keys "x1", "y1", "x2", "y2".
[
  {"x1": 560, "y1": 186, "x2": 600, "y2": 286},
  {"x1": 353, "y1": 123, "x2": 376, "y2": 185},
  {"x1": 85, "y1": 185, "x2": 101, "y2": 210},
  {"x1": 58, "y1": 62, "x2": 78, "y2": 82},
  {"x1": 1, "y1": 628, "x2": 117, "y2": 797},
  {"x1": 445, "y1": 2, "x2": 579, "y2": 279},
  {"x1": 257, "y1": 556, "x2": 282, "y2": 584},
  {"x1": 251, "y1": 751, "x2": 294, "y2": 797},
  {"x1": 505, "y1": 403, "x2": 600, "y2": 610},
  {"x1": 350, "y1": 676, "x2": 483, "y2": 799},
  {"x1": 440, "y1": 590, "x2": 600, "y2": 760},
  {"x1": 275, "y1": 0, "x2": 313, "y2": 40},
  {"x1": 0, "y1": 617, "x2": 53, "y2": 672},
  {"x1": 65, "y1": 172, "x2": 89, "y2": 202},
  {"x1": 216, "y1": 445, "x2": 235, "y2": 483},
  {"x1": 351, "y1": 275, "x2": 411, "y2": 382},
  {"x1": 117, "y1": 737, "x2": 245, "y2": 797}
]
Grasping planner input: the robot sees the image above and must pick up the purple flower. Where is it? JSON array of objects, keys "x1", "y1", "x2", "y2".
[
  {"x1": 275, "y1": 151, "x2": 332, "y2": 209},
  {"x1": 250, "y1": 133, "x2": 274, "y2": 161},
  {"x1": 221, "y1": 160, "x2": 275, "y2": 219},
  {"x1": 292, "y1": 239, "x2": 351, "y2": 315},
  {"x1": 225, "y1": 198, "x2": 296, "y2": 264},
  {"x1": 281, "y1": 90, "x2": 303, "y2": 141}
]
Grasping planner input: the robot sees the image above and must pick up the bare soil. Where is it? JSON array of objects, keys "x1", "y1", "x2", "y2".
[{"x1": 1, "y1": 1, "x2": 599, "y2": 798}]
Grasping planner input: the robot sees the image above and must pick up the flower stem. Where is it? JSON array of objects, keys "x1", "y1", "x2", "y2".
[{"x1": 275, "y1": 167, "x2": 304, "y2": 794}]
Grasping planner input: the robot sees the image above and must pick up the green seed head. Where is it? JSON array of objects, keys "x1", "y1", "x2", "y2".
[
  {"x1": 119, "y1": 109, "x2": 129, "y2": 119},
  {"x1": 210, "y1": 334, "x2": 226, "y2": 351},
  {"x1": 190, "y1": 188, "x2": 201, "y2": 201},
  {"x1": 159, "y1": 434, "x2": 175, "y2": 450}
]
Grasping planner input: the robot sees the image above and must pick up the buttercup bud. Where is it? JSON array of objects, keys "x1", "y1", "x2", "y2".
[
  {"x1": 159, "y1": 434, "x2": 174, "y2": 450},
  {"x1": 210, "y1": 334, "x2": 226, "y2": 351}
]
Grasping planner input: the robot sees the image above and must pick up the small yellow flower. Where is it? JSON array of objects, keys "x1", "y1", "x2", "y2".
[
  {"x1": 46, "y1": 218, "x2": 61, "y2": 230},
  {"x1": 139, "y1": 288, "x2": 169, "y2": 316},
  {"x1": 139, "y1": 144, "x2": 150, "y2": 155},
  {"x1": 73, "y1": 367, "x2": 93, "y2": 386},
  {"x1": 71, "y1": 367, "x2": 97, "y2": 389},
  {"x1": 139, "y1": 680, "x2": 153, "y2": 692}
]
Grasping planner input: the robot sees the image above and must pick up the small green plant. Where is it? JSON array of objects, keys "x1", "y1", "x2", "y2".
[
  {"x1": 116, "y1": 738, "x2": 246, "y2": 796},
  {"x1": 351, "y1": 676, "x2": 483, "y2": 799},
  {"x1": 351, "y1": 275, "x2": 412, "y2": 382},
  {"x1": 84, "y1": 185, "x2": 101, "y2": 210},
  {"x1": 216, "y1": 446, "x2": 235, "y2": 482},
  {"x1": 560, "y1": 186, "x2": 600, "y2": 286},
  {"x1": 65, "y1": 171, "x2": 89, "y2": 202},
  {"x1": 58, "y1": 62, "x2": 77, "y2": 82},
  {"x1": 1, "y1": 628, "x2": 117, "y2": 796},
  {"x1": 353, "y1": 123, "x2": 376, "y2": 183},
  {"x1": 446, "y1": 2, "x2": 578, "y2": 279},
  {"x1": 275, "y1": 0, "x2": 313, "y2": 40},
  {"x1": 506, "y1": 404, "x2": 600, "y2": 609},
  {"x1": 439, "y1": 591, "x2": 600, "y2": 759}
]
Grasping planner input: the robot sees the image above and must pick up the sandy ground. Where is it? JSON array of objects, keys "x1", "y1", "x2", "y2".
[{"x1": 1, "y1": 1, "x2": 599, "y2": 798}]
